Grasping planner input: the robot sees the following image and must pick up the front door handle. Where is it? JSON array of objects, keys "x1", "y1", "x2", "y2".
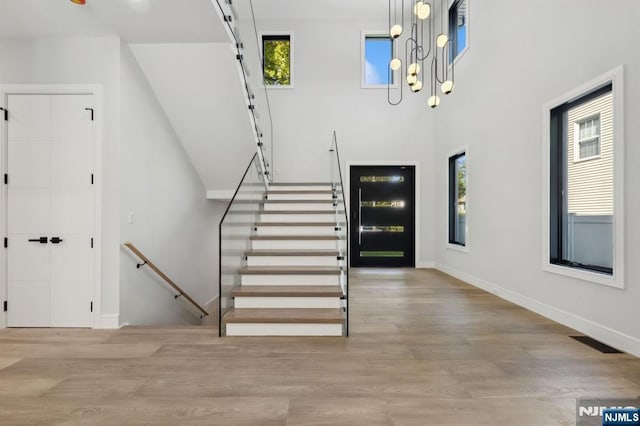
[
  {"x1": 28, "y1": 237, "x2": 48, "y2": 244},
  {"x1": 50, "y1": 237, "x2": 63, "y2": 244}
]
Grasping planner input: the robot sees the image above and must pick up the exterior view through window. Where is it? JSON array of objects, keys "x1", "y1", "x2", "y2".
[
  {"x1": 364, "y1": 35, "x2": 393, "y2": 85},
  {"x1": 550, "y1": 83, "x2": 614, "y2": 274},
  {"x1": 449, "y1": 152, "x2": 467, "y2": 246},
  {"x1": 262, "y1": 34, "x2": 291, "y2": 86},
  {"x1": 449, "y1": 0, "x2": 468, "y2": 62}
]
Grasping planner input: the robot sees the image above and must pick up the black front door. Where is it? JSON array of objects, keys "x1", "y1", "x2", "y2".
[{"x1": 350, "y1": 166, "x2": 415, "y2": 267}]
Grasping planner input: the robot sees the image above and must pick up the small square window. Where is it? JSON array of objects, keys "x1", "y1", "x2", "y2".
[
  {"x1": 448, "y1": 0, "x2": 468, "y2": 63},
  {"x1": 362, "y1": 34, "x2": 393, "y2": 87},
  {"x1": 262, "y1": 34, "x2": 292, "y2": 87}
]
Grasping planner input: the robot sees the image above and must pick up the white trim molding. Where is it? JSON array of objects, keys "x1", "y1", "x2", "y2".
[
  {"x1": 0, "y1": 84, "x2": 104, "y2": 329},
  {"x1": 541, "y1": 65, "x2": 625, "y2": 289},
  {"x1": 436, "y1": 263, "x2": 640, "y2": 358},
  {"x1": 99, "y1": 314, "x2": 120, "y2": 329}
]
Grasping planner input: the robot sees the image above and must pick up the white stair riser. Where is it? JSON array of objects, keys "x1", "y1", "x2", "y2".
[
  {"x1": 234, "y1": 297, "x2": 341, "y2": 309},
  {"x1": 267, "y1": 193, "x2": 334, "y2": 200},
  {"x1": 268, "y1": 185, "x2": 332, "y2": 192},
  {"x1": 259, "y1": 214, "x2": 337, "y2": 222},
  {"x1": 247, "y1": 256, "x2": 339, "y2": 267},
  {"x1": 226, "y1": 323, "x2": 343, "y2": 336},
  {"x1": 256, "y1": 227, "x2": 336, "y2": 236},
  {"x1": 252, "y1": 240, "x2": 338, "y2": 250},
  {"x1": 241, "y1": 275, "x2": 341, "y2": 285},
  {"x1": 263, "y1": 203, "x2": 335, "y2": 211}
]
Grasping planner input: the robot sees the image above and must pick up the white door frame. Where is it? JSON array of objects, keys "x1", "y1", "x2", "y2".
[
  {"x1": 0, "y1": 84, "x2": 103, "y2": 329},
  {"x1": 345, "y1": 161, "x2": 424, "y2": 268}
]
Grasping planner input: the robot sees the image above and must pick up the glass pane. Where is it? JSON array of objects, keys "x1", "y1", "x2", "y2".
[
  {"x1": 360, "y1": 225, "x2": 405, "y2": 233},
  {"x1": 263, "y1": 35, "x2": 291, "y2": 86},
  {"x1": 360, "y1": 176, "x2": 405, "y2": 183},
  {"x1": 454, "y1": 154, "x2": 467, "y2": 245},
  {"x1": 564, "y1": 91, "x2": 613, "y2": 270},
  {"x1": 360, "y1": 251, "x2": 404, "y2": 257},
  {"x1": 364, "y1": 36, "x2": 392, "y2": 85},
  {"x1": 455, "y1": 0, "x2": 467, "y2": 56},
  {"x1": 361, "y1": 200, "x2": 405, "y2": 208}
]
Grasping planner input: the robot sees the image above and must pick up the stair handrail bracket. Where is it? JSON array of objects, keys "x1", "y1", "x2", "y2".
[
  {"x1": 329, "y1": 130, "x2": 350, "y2": 337},
  {"x1": 123, "y1": 242, "x2": 209, "y2": 318}
]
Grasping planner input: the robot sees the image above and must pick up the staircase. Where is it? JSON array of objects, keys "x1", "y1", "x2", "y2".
[{"x1": 221, "y1": 182, "x2": 347, "y2": 336}]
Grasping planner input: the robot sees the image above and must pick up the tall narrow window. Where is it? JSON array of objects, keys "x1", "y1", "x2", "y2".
[
  {"x1": 550, "y1": 83, "x2": 613, "y2": 274},
  {"x1": 262, "y1": 34, "x2": 292, "y2": 87},
  {"x1": 448, "y1": 0, "x2": 468, "y2": 62},
  {"x1": 449, "y1": 152, "x2": 467, "y2": 246},
  {"x1": 363, "y1": 34, "x2": 393, "y2": 86}
]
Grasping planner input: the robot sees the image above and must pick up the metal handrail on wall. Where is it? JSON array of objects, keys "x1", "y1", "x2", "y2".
[{"x1": 330, "y1": 131, "x2": 350, "y2": 336}]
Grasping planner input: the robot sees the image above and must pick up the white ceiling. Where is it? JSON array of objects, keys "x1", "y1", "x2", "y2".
[
  {"x1": 0, "y1": 0, "x2": 229, "y2": 43},
  {"x1": 236, "y1": 0, "x2": 390, "y2": 22}
]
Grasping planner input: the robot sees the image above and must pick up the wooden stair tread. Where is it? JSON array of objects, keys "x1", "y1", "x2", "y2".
[
  {"x1": 266, "y1": 190, "x2": 333, "y2": 194},
  {"x1": 223, "y1": 308, "x2": 344, "y2": 324},
  {"x1": 231, "y1": 285, "x2": 343, "y2": 297},
  {"x1": 246, "y1": 249, "x2": 340, "y2": 256},
  {"x1": 250, "y1": 235, "x2": 340, "y2": 241},
  {"x1": 255, "y1": 222, "x2": 336, "y2": 227},
  {"x1": 239, "y1": 266, "x2": 342, "y2": 275},
  {"x1": 263, "y1": 199, "x2": 335, "y2": 203}
]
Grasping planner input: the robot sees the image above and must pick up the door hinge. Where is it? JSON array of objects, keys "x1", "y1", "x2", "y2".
[
  {"x1": 91, "y1": 174, "x2": 94, "y2": 185},
  {"x1": 91, "y1": 237, "x2": 94, "y2": 248},
  {"x1": 90, "y1": 301, "x2": 93, "y2": 312},
  {"x1": 85, "y1": 108, "x2": 94, "y2": 121},
  {"x1": 3, "y1": 301, "x2": 6, "y2": 312},
  {"x1": 0, "y1": 107, "x2": 7, "y2": 121},
  {"x1": 4, "y1": 174, "x2": 7, "y2": 185},
  {"x1": 3, "y1": 237, "x2": 7, "y2": 248}
]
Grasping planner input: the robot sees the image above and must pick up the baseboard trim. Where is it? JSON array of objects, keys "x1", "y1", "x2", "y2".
[
  {"x1": 99, "y1": 314, "x2": 120, "y2": 329},
  {"x1": 435, "y1": 263, "x2": 640, "y2": 358},
  {"x1": 416, "y1": 261, "x2": 435, "y2": 269}
]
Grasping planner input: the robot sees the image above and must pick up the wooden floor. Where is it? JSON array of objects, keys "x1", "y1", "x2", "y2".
[{"x1": 1, "y1": 268, "x2": 639, "y2": 425}]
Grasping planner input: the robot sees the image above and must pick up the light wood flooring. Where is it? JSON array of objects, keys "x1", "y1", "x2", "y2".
[{"x1": 1, "y1": 268, "x2": 639, "y2": 425}]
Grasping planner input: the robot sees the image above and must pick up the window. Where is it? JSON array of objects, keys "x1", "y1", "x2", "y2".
[
  {"x1": 448, "y1": 151, "x2": 467, "y2": 246},
  {"x1": 575, "y1": 116, "x2": 601, "y2": 160},
  {"x1": 362, "y1": 34, "x2": 393, "y2": 87},
  {"x1": 549, "y1": 83, "x2": 614, "y2": 276},
  {"x1": 448, "y1": 0, "x2": 468, "y2": 62},
  {"x1": 262, "y1": 34, "x2": 292, "y2": 87}
]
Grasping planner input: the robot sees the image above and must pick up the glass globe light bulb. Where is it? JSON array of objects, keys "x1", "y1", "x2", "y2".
[
  {"x1": 436, "y1": 34, "x2": 449, "y2": 48},
  {"x1": 428, "y1": 95, "x2": 441, "y2": 108},
  {"x1": 413, "y1": 1, "x2": 424, "y2": 15},
  {"x1": 441, "y1": 80, "x2": 454, "y2": 94},
  {"x1": 390, "y1": 58, "x2": 402, "y2": 71},
  {"x1": 407, "y1": 63, "x2": 421, "y2": 75},
  {"x1": 390, "y1": 24, "x2": 403, "y2": 39},
  {"x1": 417, "y1": 3, "x2": 431, "y2": 20},
  {"x1": 411, "y1": 81, "x2": 423, "y2": 92},
  {"x1": 406, "y1": 74, "x2": 418, "y2": 86}
]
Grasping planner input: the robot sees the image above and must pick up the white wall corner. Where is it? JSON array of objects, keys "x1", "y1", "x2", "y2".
[
  {"x1": 99, "y1": 314, "x2": 120, "y2": 329},
  {"x1": 206, "y1": 190, "x2": 235, "y2": 200},
  {"x1": 416, "y1": 261, "x2": 435, "y2": 269},
  {"x1": 435, "y1": 263, "x2": 640, "y2": 358}
]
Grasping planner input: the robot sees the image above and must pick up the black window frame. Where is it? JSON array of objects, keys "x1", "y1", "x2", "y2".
[
  {"x1": 448, "y1": 0, "x2": 467, "y2": 64},
  {"x1": 549, "y1": 82, "x2": 613, "y2": 275},
  {"x1": 448, "y1": 151, "x2": 467, "y2": 246}
]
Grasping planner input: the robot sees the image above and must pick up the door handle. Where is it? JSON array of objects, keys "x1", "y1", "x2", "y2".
[
  {"x1": 28, "y1": 237, "x2": 48, "y2": 244},
  {"x1": 50, "y1": 237, "x2": 63, "y2": 244}
]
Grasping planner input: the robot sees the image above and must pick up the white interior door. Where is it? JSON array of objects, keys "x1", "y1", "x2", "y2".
[{"x1": 6, "y1": 93, "x2": 95, "y2": 327}]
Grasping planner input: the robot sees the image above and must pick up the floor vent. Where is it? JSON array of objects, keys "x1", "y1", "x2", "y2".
[{"x1": 570, "y1": 336, "x2": 623, "y2": 354}]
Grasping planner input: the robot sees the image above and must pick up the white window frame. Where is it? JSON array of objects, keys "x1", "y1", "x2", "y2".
[
  {"x1": 447, "y1": 146, "x2": 469, "y2": 253},
  {"x1": 542, "y1": 65, "x2": 625, "y2": 289},
  {"x1": 361, "y1": 31, "x2": 399, "y2": 89},
  {"x1": 259, "y1": 31, "x2": 294, "y2": 89},
  {"x1": 573, "y1": 114, "x2": 601, "y2": 162},
  {"x1": 448, "y1": 0, "x2": 470, "y2": 66}
]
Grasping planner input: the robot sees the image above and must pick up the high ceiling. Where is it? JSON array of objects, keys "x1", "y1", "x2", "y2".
[{"x1": 0, "y1": 0, "x2": 228, "y2": 42}]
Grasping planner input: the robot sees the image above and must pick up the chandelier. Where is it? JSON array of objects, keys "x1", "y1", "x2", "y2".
[{"x1": 387, "y1": 0, "x2": 455, "y2": 108}]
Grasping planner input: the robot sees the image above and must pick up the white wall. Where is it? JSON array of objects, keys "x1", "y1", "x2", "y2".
[
  {"x1": 119, "y1": 43, "x2": 224, "y2": 325},
  {"x1": 434, "y1": 0, "x2": 640, "y2": 355},
  {"x1": 243, "y1": 19, "x2": 437, "y2": 264},
  {"x1": 0, "y1": 37, "x2": 121, "y2": 325}
]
